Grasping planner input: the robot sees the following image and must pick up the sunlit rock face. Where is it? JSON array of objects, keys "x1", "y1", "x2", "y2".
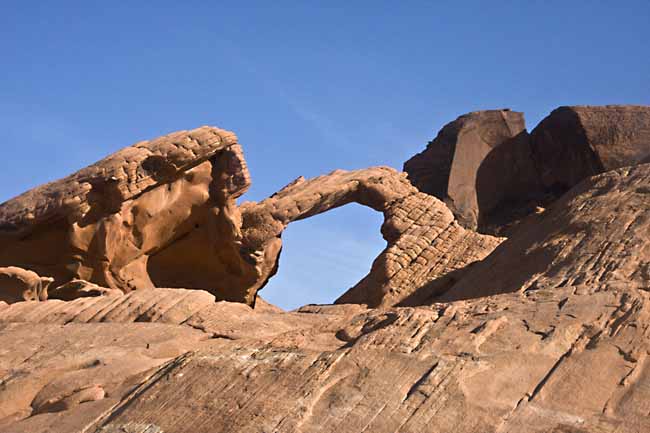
[
  {"x1": 0, "y1": 127, "x2": 261, "y2": 303},
  {"x1": 240, "y1": 167, "x2": 501, "y2": 308},
  {"x1": 4, "y1": 157, "x2": 650, "y2": 432},
  {"x1": 2, "y1": 105, "x2": 650, "y2": 433},
  {"x1": 0, "y1": 133, "x2": 501, "y2": 307}
]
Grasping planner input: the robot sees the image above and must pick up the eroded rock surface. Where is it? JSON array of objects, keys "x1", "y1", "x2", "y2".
[
  {"x1": 0, "y1": 132, "x2": 500, "y2": 307},
  {"x1": 2, "y1": 106, "x2": 650, "y2": 432},
  {"x1": 436, "y1": 163, "x2": 650, "y2": 303},
  {"x1": 531, "y1": 105, "x2": 650, "y2": 196},
  {"x1": 0, "y1": 127, "x2": 262, "y2": 303},
  {"x1": 0, "y1": 267, "x2": 53, "y2": 304},
  {"x1": 93, "y1": 286, "x2": 650, "y2": 433},
  {"x1": 403, "y1": 109, "x2": 539, "y2": 231},
  {"x1": 2, "y1": 280, "x2": 650, "y2": 432},
  {"x1": 240, "y1": 168, "x2": 502, "y2": 307}
]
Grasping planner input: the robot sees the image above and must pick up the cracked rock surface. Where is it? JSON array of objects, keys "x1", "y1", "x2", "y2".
[
  {"x1": 1, "y1": 105, "x2": 650, "y2": 432},
  {"x1": 1, "y1": 166, "x2": 650, "y2": 432}
]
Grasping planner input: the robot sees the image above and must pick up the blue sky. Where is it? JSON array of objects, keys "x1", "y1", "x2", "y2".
[{"x1": 1, "y1": 2, "x2": 648, "y2": 309}]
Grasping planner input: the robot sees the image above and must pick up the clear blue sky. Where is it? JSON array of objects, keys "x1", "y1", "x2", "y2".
[{"x1": 1, "y1": 2, "x2": 648, "y2": 309}]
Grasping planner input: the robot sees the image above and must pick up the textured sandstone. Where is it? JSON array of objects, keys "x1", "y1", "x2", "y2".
[
  {"x1": 530, "y1": 105, "x2": 650, "y2": 195},
  {"x1": 92, "y1": 286, "x2": 650, "y2": 433},
  {"x1": 0, "y1": 267, "x2": 53, "y2": 303},
  {"x1": 48, "y1": 279, "x2": 123, "y2": 301},
  {"x1": 0, "y1": 131, "x2": 501, "y2": 307},
  {"x1": 3, "y1": 160, "x2": 650, "y2": 432},
  {"x1": 434, "y1": 162, "x2": 650, "y2": 303},
  {"x1": 2, "y1": 281, "x2": 650, "y2": 432},
  {"x1": 0, "y1": 127, "x2": 260, "y2": 302},
  {"x1": 240, "y1": 168, "x2": 501, "y2": 307},
  {"x1": 403, "y1": 109, "x2": 539, "y2": 231},
  {"x1": 0, "y1": 319, "x2": 209, "y2": 432},
  {"x1": 2, "y1": 106, "x2": 650, "y2": 432}
]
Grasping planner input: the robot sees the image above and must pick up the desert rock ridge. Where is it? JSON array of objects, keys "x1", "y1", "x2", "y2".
[{"x1": 0, "y1": 104, "x2": 650, "y2": 432}]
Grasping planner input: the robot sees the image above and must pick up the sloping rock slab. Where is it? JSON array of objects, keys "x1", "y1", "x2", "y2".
[
  {"x1": 93, "y1": 285, "x2": 650, "y2": 433},
  {"x1": 438, "y1": 163, "x2": 650, "y2": 302}
]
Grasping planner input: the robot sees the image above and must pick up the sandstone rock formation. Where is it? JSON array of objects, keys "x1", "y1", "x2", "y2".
[
  {"x1": 403, "y1": 109, "x2": 539, "y2": 231},
  {"x1": 2, "y1": 105, "x2": 650, "y2": 433},
  {"x1": 0, "y1": 127, "x2": 260, "y2": 302},
  {"x1": 404, "y1": 106, "x2": 650, "y2": 235},
  {"x1": 435, "y1": 162, "x2": 650, "y2": 303},
  {"x1": 0, "y1": 145, "x2": 501, "y2": 307},
  {"x1": 240, "y1": 168, "x2": 501, "y2": 308},
  {"x1": 48, "y1": 279, "x2": 124, "y2": 301},
  {"x1": 0, "y1": 266, "x2": 53, "y2": 303},
  {"x1": 530, "y1": 105, "x2": 650, "y2": 196}
]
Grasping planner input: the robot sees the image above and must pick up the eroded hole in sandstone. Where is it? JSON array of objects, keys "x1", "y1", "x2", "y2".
[{"x1": 260, "y1": 204, "x2": 384, "y2": 310}]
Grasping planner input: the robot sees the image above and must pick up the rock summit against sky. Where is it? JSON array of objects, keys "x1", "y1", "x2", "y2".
[{"x1": 1, "y1": 105, "x2": 650, "y2": 432}]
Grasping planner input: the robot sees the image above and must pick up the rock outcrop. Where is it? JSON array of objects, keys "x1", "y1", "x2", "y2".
[
  {"x1": 530, "y1": 105, "x2": 650, "y2": 196},
  {"x1": 403, "y1": 109, "x2": 539, "y2": 231},
  {"x1": 2, "y1": 105, "x2": 650, "y2": 433},
  {"x1": 0, "y1": 267, "x2": 53, "y2": 303},
  {"x1": 0, "y1": 153, "x2": 501, "y2": 307},
  {"x1": 434, "y1": 162, "x2": 650, "y2": 302},
  {"x1": 404, "y1": 106, "x2": 650, "y2": 235},
  {"x1": 241, "y1": 167, "x2": 501, "y2": 307},
  {"x1": 0, "y1": 127, "x2": 261, "y2": 303}
]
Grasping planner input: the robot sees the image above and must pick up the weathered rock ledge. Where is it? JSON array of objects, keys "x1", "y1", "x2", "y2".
[{"x1": 1, "y1": 104, "x2": 650, "y2": 432}]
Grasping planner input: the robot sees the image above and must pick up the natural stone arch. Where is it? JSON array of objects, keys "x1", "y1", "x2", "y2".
[
  {"x1": 239, "y1": 167, "x2": 502, "y2": 307},
  {"x1": 0, "y1": 128, "x2": 501, "y2": 308},
  {"x1": 257, "y1": 202, "x2": 385, "y2": 309}
]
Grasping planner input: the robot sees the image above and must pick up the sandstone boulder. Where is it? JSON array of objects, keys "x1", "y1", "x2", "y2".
[
  {"x1": 530, "y1": 105, "x2": 650, "y2": 196},
  {"x1": 0, "y1": 127, "x2": 259, "y2": 302},
  {"x1": 403, "y1": 109, "x2": 539, "y2": 231}
]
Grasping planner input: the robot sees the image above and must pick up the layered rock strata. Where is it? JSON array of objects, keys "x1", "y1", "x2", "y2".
[{"x1": 436, "y1": 163, "x2": 650, "y2": 302}]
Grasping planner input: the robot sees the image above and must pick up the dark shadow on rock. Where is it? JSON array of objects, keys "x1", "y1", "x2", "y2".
[{"x1": 474, "y1": 130, "x2": 546, "y2": 236}]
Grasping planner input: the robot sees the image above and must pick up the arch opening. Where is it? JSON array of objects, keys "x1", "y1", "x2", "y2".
[{"x1": 259, "y1": 204, "x2": 385, "y2": 310}]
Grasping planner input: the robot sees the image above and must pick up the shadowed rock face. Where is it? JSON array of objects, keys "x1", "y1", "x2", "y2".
[
  {"x1": 530, "y1": 105, "x2": 650, "y2": 196},
  {"x1": 436, "y1": 163, "x2": 650, "y2": 302},
  {"x1": 403, "y1": 109, "x2": 540, "y2": 231}
]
